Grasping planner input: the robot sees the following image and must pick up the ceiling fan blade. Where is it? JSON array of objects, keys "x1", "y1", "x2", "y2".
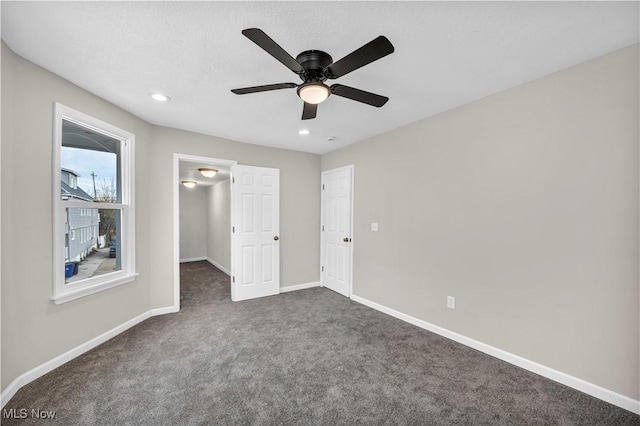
[
  {"x1": 242, "y1": 28, "x2": 305, "y2": 74},
  {"x1": 330, "y1": 84, "x2": 389, "y2": 107},
  {"x1": 231, "y1": 83, "x2": 297, "y2": 95},
  {"x1": 323, "y1": 36, "x2": 394, "y2": 79},
  {"x1": 302, "y1": 102, "x2": 317, "y2": 120}
]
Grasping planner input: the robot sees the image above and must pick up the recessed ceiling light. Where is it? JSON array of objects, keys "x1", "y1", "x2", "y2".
[
  {"x1": 298, "y1": 129, "x2": 310, "y2": 135},
  {"x1": 150, "y1": 93, "x2": 171, "y2": 102},
  {"x1": 181, "y1": 180, "x2": 197, "y2": 188}
]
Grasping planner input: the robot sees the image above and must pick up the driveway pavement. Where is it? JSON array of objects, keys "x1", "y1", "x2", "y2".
[{"x1": 66, "y1": 247, "x2": 117, "y2": 283}]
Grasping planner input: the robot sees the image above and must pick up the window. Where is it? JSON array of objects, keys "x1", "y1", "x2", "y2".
[{"x1": 53, "y1": 103, "x2": 136, "y2": 304}]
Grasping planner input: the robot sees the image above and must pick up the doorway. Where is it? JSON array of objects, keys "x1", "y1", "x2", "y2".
[
  {"x1": 173, "y1": 154, "x2": 282, "y2": 307},
  {"x1": 173, "y1": 154, "x2": 237, "y2": 310}
]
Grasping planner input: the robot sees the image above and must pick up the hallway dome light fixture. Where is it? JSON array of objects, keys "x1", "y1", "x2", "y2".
[
  {"x1": 181, "y1": 180, "x2": 197, "y2": 188},
  {"x1": 297, "y1": 83, "x2": 330, "y2": 105},
  {"x1": 198, "y1": 168, "x2": 218, "y2": 178}
]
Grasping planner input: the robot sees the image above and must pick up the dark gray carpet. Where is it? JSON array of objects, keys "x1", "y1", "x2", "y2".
[{"x1": 3, "y1": 261, "x2": 639, "y2": 425}]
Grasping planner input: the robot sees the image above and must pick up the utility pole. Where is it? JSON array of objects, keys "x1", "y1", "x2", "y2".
[{"x1": 91, "y1": 172, "x2": 97, "y2": 200}]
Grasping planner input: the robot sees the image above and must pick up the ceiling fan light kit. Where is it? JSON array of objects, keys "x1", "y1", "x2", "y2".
[
  {"x1": 297, "y1": 82, "x2": 330, "y2": 104},
  {"x1": 231, "y1": 28, "x2": 394, "y2": 120}
]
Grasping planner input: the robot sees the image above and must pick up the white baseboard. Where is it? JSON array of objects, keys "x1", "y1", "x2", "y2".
[
  {"x1": 280, "y1": 281, "x2": 321, "y2": 293},
  {"x1": 150, "y1": 305, "x2": 179, "y2": 316},
  {"x1": 0, "y1": 305, "x2": 178, "y2": 409},
  {"x1": 205, "y1": 258, "x2": 231, "y2": 276},
  {"x1": 179, "y1": 256, "x2": 207, "y2": 263},
  {"x1": 350, "y1": 294, "x2": 640, "y2": 415}
]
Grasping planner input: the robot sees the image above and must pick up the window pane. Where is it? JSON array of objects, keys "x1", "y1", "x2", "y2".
[
  {"x1": 61, "y1": 119, "x2": 121, "y2": 203},
  {"x1": 65, "y1": 208, "x2": 121, "y2": 284}
]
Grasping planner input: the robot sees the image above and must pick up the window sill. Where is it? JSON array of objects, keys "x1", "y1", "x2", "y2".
[{"x1": 52, "y1": 273, "x2": 139, "y2": 305}]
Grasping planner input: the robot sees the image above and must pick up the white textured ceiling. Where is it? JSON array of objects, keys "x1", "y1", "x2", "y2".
[{"x1": 2, "y1": 2, "x2": 638, "y2": 155}]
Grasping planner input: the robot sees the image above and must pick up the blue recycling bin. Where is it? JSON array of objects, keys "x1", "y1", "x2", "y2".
[{"x1": 65, "y1": 263, "x2": 75, "y2": 278}]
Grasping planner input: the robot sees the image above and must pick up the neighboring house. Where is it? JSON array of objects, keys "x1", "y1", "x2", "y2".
[{"x1": 61, "y1": 168, "x2": 100, "y2": 262}]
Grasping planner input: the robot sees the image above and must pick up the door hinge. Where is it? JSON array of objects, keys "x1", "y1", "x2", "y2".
[
  {"x1": 232, "y1": 226, "x2": 235, "y2": 233},
  {"x1": 321, "y1": 266, "x2": 324, "y2": 272},
  {"x1": 232, "y1": 176, "x2": 235, "y2": 184},
  {"x1": 322, "y1": 225, "x2": 324, "y2": 231},
  {"x1": 232, "y1": 276, "x2": 235, "y2": 283},
  {"x1": 322, "y1": 184, "x2": 325, "y2": 190}
]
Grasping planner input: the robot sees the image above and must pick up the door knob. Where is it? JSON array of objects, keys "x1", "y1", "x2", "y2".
[
  {"x1": 343, "y1": 237, "x2": 351, "y2": 243},
  {"x1": 274, "y1": 236, "x2": 279, "y2": 241}
]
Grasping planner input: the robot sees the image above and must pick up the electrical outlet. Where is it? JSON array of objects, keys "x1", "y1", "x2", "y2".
[
  {"x1": 447, "y1": 296, "x2": 455, "y2": 310},
  {"x1": 371, "y1": 222, "x2": 379, "y2": 232}
]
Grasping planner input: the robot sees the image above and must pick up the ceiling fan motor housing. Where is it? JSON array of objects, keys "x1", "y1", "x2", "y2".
[{"x1": 296, "y1": 50, "x2": 333, "y2": 81}]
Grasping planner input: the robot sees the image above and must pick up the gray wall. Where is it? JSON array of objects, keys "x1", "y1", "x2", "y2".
[
  {"x1": 1, "y1": 43, "x2": 321, "y2": 391},
  {"x1": 207, "y1": 179, "x2": 231, "y2": 272},
  {"x1": 146, "y1": 126, "x2": 321, "y2": 309},
  {"x1": 1, "y1": 43, "x2": 154, "y2": 390},
  {"x1": 179, "y1": 185, "x2": 208, "y2": 260},
  {"x1": 322, "y1": 45, "x2": 639, "y2": 400}
]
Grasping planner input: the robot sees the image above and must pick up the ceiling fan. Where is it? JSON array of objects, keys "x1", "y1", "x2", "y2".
[{"x1": 231, "y1": 28, "x2": 395, "y2": 120}]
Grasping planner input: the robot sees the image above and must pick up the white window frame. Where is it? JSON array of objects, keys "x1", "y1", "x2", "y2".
[{"x1": 52, "y1": 103, "x2": 137, "y2": 304}]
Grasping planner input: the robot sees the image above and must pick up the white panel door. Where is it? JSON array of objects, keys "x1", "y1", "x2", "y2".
[
  {"x1": 321, "y1": 166, "x2": 353, "y2": 297},
  {"x1": 231, "y1": 165, "x2": 280, "y2": 301}
]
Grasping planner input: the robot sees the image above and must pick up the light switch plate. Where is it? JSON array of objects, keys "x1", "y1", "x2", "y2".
[{"x1": 371, "y1": 222, "x2": 379, "y2": 232}]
